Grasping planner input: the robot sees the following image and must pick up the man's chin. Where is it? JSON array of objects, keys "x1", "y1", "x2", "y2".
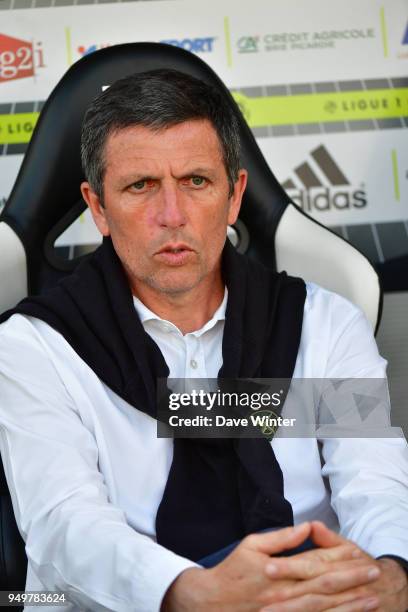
[
  {"x1": 153, "y1": 280, "x2": 202, "y2": 297},
  {"x1": 145, "y1": 270, "x2": 204, "y2": 297}
]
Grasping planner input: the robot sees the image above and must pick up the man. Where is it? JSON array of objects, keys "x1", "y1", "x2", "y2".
[{"x1": 0, "y1": 69, "x2": 407, "y2": 612}]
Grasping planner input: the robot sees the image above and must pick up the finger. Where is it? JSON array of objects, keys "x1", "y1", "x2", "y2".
[
  {"x1": 260, "y1": 593, "x2": 379, "y2": 612},
  {"x1": 326, "y1": 597, "x2": 379, "y2": 611},
  {"x1": 265, "y1": 546, "x2": 365, "y2": 580},
  {"x1": 310, "y1": 521, "x2": 349, "y2": 549},
  {"x1": 243, "y1": 523, "x2": 311, "y2": 556},
  {"x1": 260, "y1": 592, "x2": 340, "y2": 612},
  {"x1": 269, "y1": 564, "x2": 381, "y2": 601}
]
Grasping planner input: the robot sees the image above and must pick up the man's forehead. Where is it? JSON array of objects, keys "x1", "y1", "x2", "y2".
[{"x1": 105, "y1": 119, "x2": 224, "y2": 159}]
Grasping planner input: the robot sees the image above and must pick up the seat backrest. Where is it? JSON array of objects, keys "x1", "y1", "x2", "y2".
[
  {"x1": 275, "y1": 205, "x2": 382, "y2": 330},
  {"x1": 0, "y1": 43, "x2": 382, "y2": 591}
]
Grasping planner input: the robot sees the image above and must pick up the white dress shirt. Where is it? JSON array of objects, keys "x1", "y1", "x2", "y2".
[{"x1": 0, "y1": 282, "x2": 407, "y2": 612}]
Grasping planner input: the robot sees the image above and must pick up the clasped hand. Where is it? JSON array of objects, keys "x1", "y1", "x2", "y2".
[{"x1": 162, "y1": 521, "x2": 408, "y2": 612}]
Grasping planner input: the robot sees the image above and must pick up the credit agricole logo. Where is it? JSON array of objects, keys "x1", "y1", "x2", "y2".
[{"x1": 0, "y1": 33, "x2": 45, "y2": 83}]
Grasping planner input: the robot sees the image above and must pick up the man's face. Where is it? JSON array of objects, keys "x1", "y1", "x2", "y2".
[{"x1": 82, "y1": 119, "x2": 247, "y2": 298}]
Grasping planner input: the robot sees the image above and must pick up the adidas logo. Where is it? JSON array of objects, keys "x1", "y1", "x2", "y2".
[{"x1": 282, "y1": 145, "x2": 367, "y2": 212}]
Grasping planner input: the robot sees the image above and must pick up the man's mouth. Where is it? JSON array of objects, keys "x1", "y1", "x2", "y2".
[
  {"x1": 155, "y1": 244, "x2": 195, "y2": 265},
  {"x1": 158, "y1": 243, "x2": 193, "y2": 253}
]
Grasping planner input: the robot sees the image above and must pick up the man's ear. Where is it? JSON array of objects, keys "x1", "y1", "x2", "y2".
[
  {"x1": 80, "y1": 182, "x2": 110, "y2": 237},
  {"x1": 227, "y1": 169, "x2": 248, "y2": 226}
]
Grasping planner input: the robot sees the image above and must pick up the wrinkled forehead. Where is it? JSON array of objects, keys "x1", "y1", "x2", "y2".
[{"x1": 102, "y1": 119, "x2": 226, "y2": 171}]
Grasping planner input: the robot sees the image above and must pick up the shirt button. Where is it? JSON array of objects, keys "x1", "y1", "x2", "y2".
[{"x1": 190, "y1": 359, "x2": 198, "y2": 369}]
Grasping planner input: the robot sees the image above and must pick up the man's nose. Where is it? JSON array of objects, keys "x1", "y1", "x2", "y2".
[{"x1": 156, "y1": 182, "x2": 187, "y2": 229}]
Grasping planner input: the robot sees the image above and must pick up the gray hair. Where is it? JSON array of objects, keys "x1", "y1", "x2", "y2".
[{"x1": 80, "y1": 69, "x2": 241, "y2": 202}]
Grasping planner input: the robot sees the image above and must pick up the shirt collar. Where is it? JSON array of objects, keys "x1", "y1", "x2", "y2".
[{"x1": 133, "y1": 287, "x2": 227, "y2": 337}]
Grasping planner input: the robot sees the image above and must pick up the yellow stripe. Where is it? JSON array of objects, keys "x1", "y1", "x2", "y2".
[
  {"x1": 65, "y1": 26, "x2": 73, "y2": 67},
  {"x1": 224, "y1": 16, "x2": 232, "y2": 68},
  {"x1": 380, "y1": 7, "x2": 389, "y2": 58},
  {"x1": 2, "y1": 88, "x2": 407, "y2": 145},
  {"x1": 0, "y1": 113, "x2": 39, "y2": 145},
  {"x1": 232, "y1": 88, "x2": 408, "y2": 127},
  {"x1": 392, "y1": 149, "x2": 400, "y2": 201}
]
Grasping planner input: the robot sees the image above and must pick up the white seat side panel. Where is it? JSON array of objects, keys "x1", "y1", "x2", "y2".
[
  {"x1": 275, "y1": 205, "x2": 380, "y2": 329},
  {"x1": 0, "y1": 222, "x2": 27, "y2": 313}
]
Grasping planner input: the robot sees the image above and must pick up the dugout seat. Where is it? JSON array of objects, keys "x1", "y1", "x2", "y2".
[{"x1": 0, "y1": 42, "x2": 381, "y2": 593}]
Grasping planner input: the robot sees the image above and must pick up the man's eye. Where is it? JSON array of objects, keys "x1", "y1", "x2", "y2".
[
  {"x1": 131, "y1": 179, "x2": 154, "y2": 191},
  {"x1": 190, "y1": 176, "x2": 206, "y2": 187},
  {"x1": 132, "y1": 180, "x2": 146, "y2": 190}
]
